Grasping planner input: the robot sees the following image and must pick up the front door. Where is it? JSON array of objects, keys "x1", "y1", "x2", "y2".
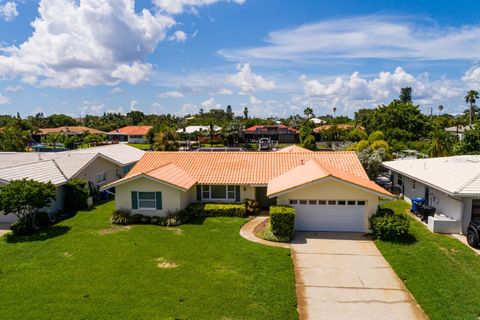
[{"x1": 255, "y1": 187, "x2": 276, "y2": 209}]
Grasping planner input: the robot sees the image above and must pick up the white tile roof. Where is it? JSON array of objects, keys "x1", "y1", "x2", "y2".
[
  {"x1": 0, "y1": 144, "x2": 144, "y2": 185},
  {"x1": 0, "y1": 160, "x2": 67, "y2": 185},
  {"x1": 383, "y1": 156, "x2": 480, "y2": 196},
  {"x1": 176, "y1": 125, "x2": 222, "y2": 134}
]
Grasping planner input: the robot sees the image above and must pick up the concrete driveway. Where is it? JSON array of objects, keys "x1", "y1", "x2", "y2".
[
  {"x1": 0, "y1": 223, "x2": 11, "y2": 237},
  {"x1": 291, "y1": 232, "x2": 427, "y2": 320}
]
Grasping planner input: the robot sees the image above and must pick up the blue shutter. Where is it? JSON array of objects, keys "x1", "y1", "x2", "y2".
[
  {"x1": 196, "y1": 185, "x2": 202, "y2": 202},
  {"x1": 156, "y1": 192, "x2": 162, "y2": 210},
  {"x1": 235, "y1": 185, "x2": 241, "y2": 202},
  {"x1": 131, "y1": 191, "x2": 138, "y2": 209}
]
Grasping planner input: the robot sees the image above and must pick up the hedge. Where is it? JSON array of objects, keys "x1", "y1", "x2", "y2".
[
  {"x1": 270, "y1": 205, "x2": 295, "y2": 239},
  {"x1": 369, "y1": 208, "x2": 410, "y2": 241}
]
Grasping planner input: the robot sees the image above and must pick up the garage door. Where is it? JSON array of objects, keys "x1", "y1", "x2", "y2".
[{"x1": 290, "y1": 199, "x2": 367, "y2": 232}]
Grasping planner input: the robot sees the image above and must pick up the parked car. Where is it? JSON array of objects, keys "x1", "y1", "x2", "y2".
[{"x1": 467, "y1": 219, "x2": 480, "y2": 248}]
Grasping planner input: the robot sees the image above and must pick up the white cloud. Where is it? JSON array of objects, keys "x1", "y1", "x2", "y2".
[
  {"x1": 217, "y1": 88, "x2": 233, "y2": 95},
  {"x1": 200, "y1": 97, "x2": 219, "y2": 109},
  {"x1": 180, "y1": 102, "x2": 198, "y2": 115},
  {"x1": 153, "y1": 0, "x2": 245, "y2": 15},
  {"x1": 150, "y1": 102, "x2": 164, "y2": 113},
  {"x1": 462, "y1": 66, "x2": 480, "y2": 88},
  {"x1": 302, "y1": 67, "x2": 462, "y2": 112},
  {"x1": 4, "y1": 85, "x2": 23, "y2": 93},
  {"x1": 219, "y1": 15, "x2": 480, "y2": 62},
  {"x1": 227, "y1": 63, "x2": 275, "y2": 94},
  {"x1": 130, "y1": 100, "x2": 139, "y2": 111},
  {"x1": 249, "y1": 95, "x2": 262, "y2": 104},
  {"x1": 0, "y1": 1, "x2": 18, "y2": 22},
  {"x1": 159, "y1": 90, "x2": 185, "y2": 98},
  {"x1": 0, "y1": 94, "x2": 10, "y2": 105},
  {"x1": 170, "y1": 30, "x2": 188, "y2": 42},
  {"x1": 0, "y1": 0, "x2": 175, "y2": 88},
  {"x1": 109, "y1": 87, "x2": 122, "y2": 94}
]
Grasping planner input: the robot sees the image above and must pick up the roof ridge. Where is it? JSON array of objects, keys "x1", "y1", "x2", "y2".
[
  {"x1": 51, "y1": 159, "x2": 69, "y2": 181},
  {"x1": 457, "y1": 167, "x2": 480, "y2": 193}
]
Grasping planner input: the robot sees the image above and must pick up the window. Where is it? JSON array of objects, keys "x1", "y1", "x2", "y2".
[
  {"x1": 397, "y1": 175, "x2": 403, "y2": 186},
  {"x1": 338, "y1": 200, "x2": 346, "y2": 205},
  {"x1": 347, "y1": 200, "x2": 356, "y2": 205},
  {"x1": 289, "y1": 200, "x2": 298, "y2": 205},
  {"x1": 357, "y1": 201, "x2": 366, "y2": 206},
  {"x1": 328, "y1": 200, "x2": 336, "y2": 205},
  {"x1": 299, "y1": 200, "x2": 308, "y2": 205},
  {"x1": 138, "y1": 192, "x2": 156, "y2": 209},
  {"x1": 318, "y1": 200, "x2": 327, "y2": 205},
  {"x1": 308, "y1": 200, "x2": 317, "y2": 205},
  {"x1": 96, "y1": 171, "x2": 106, "y2": 184},
  {"x1": 129, "y1": 135, "x2": 143, "y2": 139},
  {"x1": 201, "y1": 185, "x2": 237, "y2": 201}
]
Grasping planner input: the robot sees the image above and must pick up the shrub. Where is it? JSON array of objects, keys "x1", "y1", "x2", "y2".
[
  {"x1": 356, "y1": 139, "x2": 370, "y2": 152},
  {"x1": 111, "y1": 209, "x2": 131, "y2": 225},
  {"x1": 10, "y1": 219, "x2": 33, "y2": 236},
  {"x1": 245, "y1": 199, "x2": 260, "y2": 215},
  {"x1": 64, "y1": 178, "x2": 90, "y2": 212},
  {"x1": 35, "y1": 211, "x2": 53, "y2": 228},
  {"x1": 370, "y1": 140, "x2": 389, "y2": 151},
  {"x1": 369, "y1": 208, "x2": 410, "y2": 241},
  {"x1": 270, "y1": 205, "x2": 295, "y2": 240},
  {"x1": 368, "y1": 130, "x2": 385, "y2": 144},
  {"x1": 203, "y1": 203, "x2": 247, "y2": 217},
  {"x1": 301, "y1": 135, "x2": 317, "y2": 151}
]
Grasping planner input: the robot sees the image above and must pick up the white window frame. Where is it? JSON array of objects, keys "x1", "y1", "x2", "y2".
[
  {"x1": 201, "y1": 185, "x2": 236, "y2": 202},
  {"x1": 96, "y1": 171, "x2": 107, "y2": 185},
  {"x1": 138, "y1": 192, "x2": 157, "y2": 210}
]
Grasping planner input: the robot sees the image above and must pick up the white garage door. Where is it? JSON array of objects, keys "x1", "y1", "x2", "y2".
[{"x1": 291, "y1": 199, "x2": 367, "y2": 232}]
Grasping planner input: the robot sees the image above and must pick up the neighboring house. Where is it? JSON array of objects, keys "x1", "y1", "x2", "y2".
[
  {"x1": 34, "y1": 126, "x2": 107, "y2": 142},
  {"x1": 104, "y1": 151, "x2": 391, "y2": 232},
  {"x1": 276, "y1": 145, "x2": 313, "y2": 153},
  {"x1": 108, "y1": 126, "x2": 153, "y2": 144},
  {"x1": 0, "y1": 144, "x2": 144, "y2": 223},
  {"x1": 176, "y1": 125, "x2": 222, "y2": 134},
  {"x1": 244, "y1": 125, "x2": 299, "y2": 143},
  {"x1": 310, "y1": 117, "x2": 327, "y2": 125},
  {"x1": 445, "y1": 125, "x2": 474, "y2": 141},
  {"x1": 383, "y1": 156, "x2": 480, "y2": 234}
]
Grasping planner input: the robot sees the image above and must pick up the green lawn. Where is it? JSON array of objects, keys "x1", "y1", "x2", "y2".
[
  {"x1": 0, "y1": 201, "x2": 297, "y2": 320},
  {"x1": 127, "y1": 143, "x2": 151, "y2": 150},
  {"x1": 376, "y1": 200, "x2": 480, "y2": 320}
]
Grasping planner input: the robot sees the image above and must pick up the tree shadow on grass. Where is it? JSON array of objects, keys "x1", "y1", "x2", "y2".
[
  {"x1": 4, "y1": 225, "x2": 71, "y2": 244},
  {"x1": 184, "y1": 217, "x2": 206, "y2": 225},
  {"x1": 380, "y1": 233, "x2": 417, "y2": 245}
]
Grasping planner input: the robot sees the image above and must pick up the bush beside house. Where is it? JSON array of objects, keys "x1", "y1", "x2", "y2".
[
  {"x1": 269, "y1": 205, "x2": 296, "y2": 239},
  {"x1": 64, "y1": 178, "x2": 90, "y2": 212},
  {"x1": 369, "y1": 208, "x2": 410, "y2": 241}
]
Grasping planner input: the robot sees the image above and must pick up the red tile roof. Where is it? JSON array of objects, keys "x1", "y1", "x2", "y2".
[
  {"x1": 38, "y1": 126, "x2": 106, "y2": 135},
  {"x1": 109, "y1": 126, "x2": 153, "y2": 135}
]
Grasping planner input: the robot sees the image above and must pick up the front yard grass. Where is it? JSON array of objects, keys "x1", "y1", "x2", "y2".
[
  {"x1": 0, "y1": 201, "x2": 297, "y2": 320},
  {"x1": 377, "y1": 200, "x2": 480, "y2": 320}
]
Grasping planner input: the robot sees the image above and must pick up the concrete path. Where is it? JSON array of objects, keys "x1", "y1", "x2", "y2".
[
  {"x1": 452, "y1": 234, "x2": 480, "y2": 255},
  {"x1": 239, "y1": 216, "x2": 290, "y2": 248},
  {"x1": 291, "y1": 232, "x2": 427, "y2": 320}
]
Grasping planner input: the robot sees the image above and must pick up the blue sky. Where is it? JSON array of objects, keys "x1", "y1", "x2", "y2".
[{"x1": 0, "y1": 0, "x2": 479, "y2": 118}]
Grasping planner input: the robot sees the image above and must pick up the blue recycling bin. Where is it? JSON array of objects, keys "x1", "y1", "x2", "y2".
[{"x1": 411, "y1": 197, "x2": 425, "y2": 213}]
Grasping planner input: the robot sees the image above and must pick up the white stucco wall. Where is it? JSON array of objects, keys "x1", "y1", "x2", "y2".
[
  {"x1": 276, "y1": 179, "x2": 380, "y2": 231},
  {"x1": 74, "y1": 157, "x2": 121, "y2": 187},
  {"x1": 127, "y1": 135, "x2": 147, "y2": 144}
]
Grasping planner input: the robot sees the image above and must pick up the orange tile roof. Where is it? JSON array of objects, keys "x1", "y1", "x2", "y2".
[
  {"x1": 276, "y1": 145, "x2": 313, "y2": 153},
  {"x1": 267, "y1": 159, "x2": 391, "y2": 197},
  {"x1": 109, "y1": 126, "x2": 153, "y2": 135},
  {"x1": 38, "y1": 126, "x2": 106, "y2": 135},
  {"x1": 127, "y1": 152, "x2": 369, "y2": 185},
  {"x1": 147, "y1": 163, "x2": 197, "y2": 190}
]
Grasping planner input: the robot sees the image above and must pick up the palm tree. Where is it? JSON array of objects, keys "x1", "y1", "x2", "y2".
[
  {"x1": 333, "y1": 107, "x2": 337, "y2": 118},
  {"x1": 304, "y1": 107, "x2": 314, "y2": 119},
  {"x1": 438, "y1": 105, "x2": 443, "y2": 115},
  {"x1": 427, "y1": 129, "x2": 452, "y2": 158},
  {"x1": 465, "y1": 90, "x2": 479, "y2": 126}
]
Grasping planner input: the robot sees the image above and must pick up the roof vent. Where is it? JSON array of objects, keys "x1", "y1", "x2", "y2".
[{"x1": 300, "y1": 159, "x2": 305, "y2": 165}]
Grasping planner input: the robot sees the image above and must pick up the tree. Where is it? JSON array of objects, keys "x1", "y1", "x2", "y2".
[
  {"x1": 427, "y1": 129, "x2": 452, "y2": 157},
  {"x1": 0, "y1": 179, "x2": 56, "y2": 234},
  {"x1": 153, "y1": 129, "x2": 179, "y2": 151},
  {"x1": 298, "y1": 119, "x2": 315, "y2": 144},
  {"x1": 357, "y1": 148, "x2": 385, "y2": 179},
  {"x1": 399, "y1": 87, "x2": 413, "y2": 103},
  {"x1": 301, "y1": 135, "x2": 317, "y2": 150},
  {"x1": 64, "y1": 179, "x2": 90, "y2": 212},
  {"x1": 243, "y1": 107, "x2": 249, "y2": 119},
  {"x1": 0, "y1": 125, "x2": 31, "y2": 151},
  {"x1": 465, "y1": 90, "x2": 479, "y2": 126},
  {"x1": 225, "y1": 120, "x2": 244, "y2": 146},
  {"x1": 333, "y1": 107, "x2": 337, "y2": 118},
  {"x1": 226, "y1": 105, "x2": 234, "y2": 120},
  {"x1": 456, "y1": 122, "x2": 480, "y2": 155},
  {"x1": 126, "y1": 111, "x2": 146, "y2": 125},
  {"x1": 304, "y1": 107, "x2": 314, "y2": 119},
  {"x1": 44, "y1": 132, "x2": 63, "y2": 148},
  {"x1": 438, "y1": 105, "x2": 444, "y2": 115}
]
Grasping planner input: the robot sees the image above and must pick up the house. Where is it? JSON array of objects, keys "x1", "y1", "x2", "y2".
[
  {"x1": 0, "y1": 144, "x2": 145, "y2": 223},
  {"x1": 176, "y1": 125, "x2": 222, "y2": 134},
  {"x1": 34, "y1": 126, "x2": 107, "y2": 142},
  {"x1": 445, "y1": 125, "x2": 474, "y2": 141},
  {"x1": 104, "y1": 151, "x2": 392, "y2": 232},
  {"x1": 310, "y1": 117, "x2": 327, "y2": 125},
  {"x1": 383, "y1": 156, "x2": 480, "y2": 234},
  {"x1": 244, "y1": 125, "x2": 298, "y2": 143},
  {"x1": 108, "y1": 126, "x2": 153, "y2": 144}
]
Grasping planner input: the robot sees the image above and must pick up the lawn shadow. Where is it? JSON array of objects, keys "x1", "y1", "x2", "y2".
[
  {"x1": 184, "y1": 217, "x2": 207, "y2": 225},
  {"x1": 382, "y1": 233, "x2": 417, "y2": 245},
  {"x1": 4, "y1": 225, "x2": 71, "y2": 244}
]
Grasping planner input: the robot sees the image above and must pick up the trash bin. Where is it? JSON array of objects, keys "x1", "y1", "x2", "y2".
[{"x1": 411, "y1": 197, "x2": 425, "y2": 212}]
